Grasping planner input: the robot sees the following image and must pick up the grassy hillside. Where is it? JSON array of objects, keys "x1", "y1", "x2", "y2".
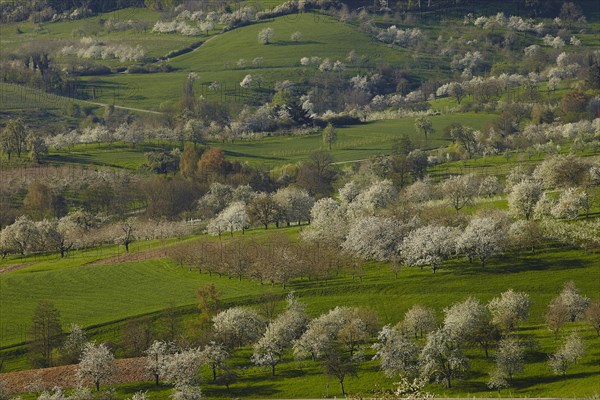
[
  {"x1": 0, "y1": 8, "x2": 198, "y2": 61},
  {"x1": 0, "y1": 83, "x2": 98, "y2": 128},
  {"x1": 77, "y1": 12, "x2": 415, "y2": 110},
  {"x1": 172, "y1": 13, "x2": 409, "y2": 71},
  {"x1": 1, "y1": 227, "x2": 598, "y2": 397},
  {"x1": 35, "y1": 113, "x2": 497, "y2": 169},
  {"x1": 1, "y1": 2, "x2": 600, "y2": 397}
]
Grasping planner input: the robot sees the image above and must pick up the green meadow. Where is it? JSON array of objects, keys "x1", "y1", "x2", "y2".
[
  {"x1": 35, "y1": 112, "x2": 497, "y2": 170},
  {"x1": 1, "y1": 226, "x2": 599, "y2": 397}
]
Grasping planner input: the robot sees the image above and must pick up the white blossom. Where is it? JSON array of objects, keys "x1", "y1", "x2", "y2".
[
  {"x1": 457, "y1": 217, "x2": 504, "y2": 267},
  {"x1": 419, "y1": 328, "x2": 468, "y2": 388},
  {"x1": 164, "y1": 348, "x2": 203, "y2": 387},
  {"x1": 443, "y1": 297, "x2": 487, "y2": 340},
  {"x1": 342, "y1": 216, "x2": 408, "y2": 262},
  {"x1": 252, "y1": 295, "x2": 307, "y2": 375},
  {"x1": 258, "y1": 27, "x2": 274, "y2": 44},
  {"x1": 207, "y1": 201, "x2": 248, "y2": 236},
  {"x1": 372, "y1": 325, "x2": 419, "y2": 377},
  {"x1": 551, "y1": 188, "x2": 585, "y2": 220},
  {"x1": 401, "y1": 225, "x2": 459, "y2": 273},
  {"x1": 145, "y1": 340, "x2": 176, "y2": 386},
  {"x1": 240, "y1": 74, "x2": 253, "y2": 88},
  {"x1": 76, "y1": 342, "x2": 116, "y2": 391},
  {"x1": 401, "y1": 305, "x2": 437, "y2": 339},
  {"x1": 558, "y1": 281, "x2": 590, "y2": 322},
  {"x1": 273, "y1": 187, "x2": 314, "y2": 226},
  {"x1": 488, "y1": 289, "x2": 531, "y2": 331},
  {"x1": 508, "y1": 180, "x2": 543, "y2": 220},
  {"x1": 347, "y1": 179, "x2": 397, "y2": 217},
  {"x1": 213, "y1": 307, "x2": 265, "y2": 347},
  {"x1": 489, "y1": 337, "x2": 524, "y2": 385},
  {"x1": 301, "y1": 198, "x2": 348, "y2": 247}
]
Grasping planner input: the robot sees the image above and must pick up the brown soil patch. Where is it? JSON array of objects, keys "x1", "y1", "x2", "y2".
[
  {"x1": 0, "y1": 358, "x2": 151, "y2": 394},
  {"x1": 0, "y1": 263, "x2": 34, "y2": 275},
  {"x1": 86, "y1": 248, "x2": 167, "y2": 266}
]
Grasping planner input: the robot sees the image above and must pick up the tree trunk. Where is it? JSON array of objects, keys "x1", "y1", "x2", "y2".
[
  {"x1": 155, "y1": 373, "x2": 159, "y2": 386},
  {"x1": 213, "y1": 366, "x2": 217, "y2": 381},
  {"x1": 272, "y1": 364, "x2": 276, "y2": 376},
  {"x1": 340, "y1": 378, "x2": 345, "y2": 395},
  {"x1": 95, "y1": 380, "x2": 100, "y2": 391}
]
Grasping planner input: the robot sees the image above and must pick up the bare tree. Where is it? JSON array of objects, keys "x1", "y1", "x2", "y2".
[
  {"x1": 247, "y1": 193, "x2": 277, "y2": 230},
  {"x1": 29, "y1": 301, "x2": 62, "y2": 368},
  {"x1": 585, "y1": 299, "x2": 600, "y2": 336},
  {"x1": 546, "y1": 298, "x2": 570, "y2": 337},
  {"x1": 116, "y1": 218, "x2": 136, "y2": 252},
  {"x1": 321, "y1": 344, "x2": 361, "y2": 396}
]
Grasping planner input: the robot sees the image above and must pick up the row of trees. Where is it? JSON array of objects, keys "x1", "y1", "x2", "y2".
[
  {"x1": 21, "y1": 282, "x2": 599, "y2": 397},
  {"x1": 0, "y1": 120, "x2": 48, "y2": 163},
  {"x1": 203, "y1": 185, "x2": 314, "y2": 234},
  {"x1": 166, "y1": 235, "x2": 353, "y2": 286},
  {"x1": 2, "y1": 149, "x2": 597, "y2": 262},
  {"x1": 0, "y1": 213, "x2": 193, "y2": 258},
  {"x1": 298, "y1": 167, "x2": 598, "y2": 272}
]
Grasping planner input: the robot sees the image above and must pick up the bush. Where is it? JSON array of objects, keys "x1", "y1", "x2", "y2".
[
  {"x1": 316, "y1": 114, "x2": 361, "y2": 127},
  {"x1": 70, "y1": 63, "x2": 112, "y2": 76},
  {"x1": 162, "y1": 41, "x2": 203, "y2": 60},
  {"x1": 126, "y1": 63, "x2": 174, "y2": 74}
]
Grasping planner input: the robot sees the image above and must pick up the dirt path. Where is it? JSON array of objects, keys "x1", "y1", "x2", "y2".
[
  {"x1": 0, "y1": 263, "x2": 33, "y2": 275},
  {"x1": 0, "y1": 358, "x2": 149, "y2": 394},
  {"x1": 0, "y1": 247, "x2": 168, "y2": 274},
  {"x1": 81, "y1": 100, "x2": 164, "y2": 115},
  {"x1": 85, "y1": 247, "x2": 167, "y2": 266},
  {"x1": 331, "y1": 158, "x2": 370, "y2": 165}
]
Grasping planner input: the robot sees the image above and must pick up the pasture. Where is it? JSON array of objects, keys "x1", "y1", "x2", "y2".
[{"x1": 1, "y1": 226, "x2": 599, "y2": 397}]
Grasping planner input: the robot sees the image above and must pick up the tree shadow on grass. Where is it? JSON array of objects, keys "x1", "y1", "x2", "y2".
[
  {"x1": 280, "y1": 368, "x2": 307, "y2": 378},
  {"x1": 454, "y1": 378, "x2": 490, "y2": 394},
  {"x1": 512, "y1": 371, "x2": 599, "y2": 387},
  {"x1": 451, "y1": 252, "x2": 591, "y2": 277},
  {"x1": 204, "y1": 382, "x2": 279, "y2": 397},
  {"x1": 119, "y1": 383, "x2": 159, "y2": 395},
  {"x1": 455, "y1": 371, "x2": 600, "y2": 394},
  {"x1": 270, "y1": 40, "x2": 322, "y2": 46},
  {"x1": 525, "y1": 350, "x2": 548, "y2": 363},
  {"x1": 223, "y1": 149, "x2": 285, "y2": 162},
  {"x1": 45, "y1": 154, "x2": 123, "y2": 169}
]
